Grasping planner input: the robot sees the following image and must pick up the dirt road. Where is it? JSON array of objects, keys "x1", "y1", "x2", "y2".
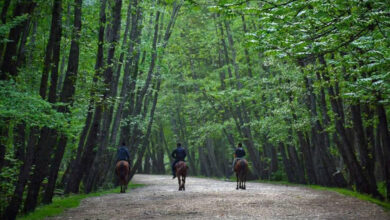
[{"x1": 48, "y1": 174, "x2": 389, "y2": 219}]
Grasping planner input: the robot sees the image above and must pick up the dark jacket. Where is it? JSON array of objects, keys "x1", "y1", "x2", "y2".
[
  {"x1": 235, "y1": 147, "x2": 245, "y2": 158},
  {"x1": 172, "y1": 147, "x2": 186, "y2": 161},
  {"x1": 117, "y1": 146, "x2": 130, "y2": 162}
]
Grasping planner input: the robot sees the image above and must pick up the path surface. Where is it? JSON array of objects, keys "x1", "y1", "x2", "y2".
[{"x1": 48, "y1": 174, "x2": 389, "y2": 219}]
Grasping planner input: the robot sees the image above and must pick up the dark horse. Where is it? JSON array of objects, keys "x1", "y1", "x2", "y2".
[
  {"x1": 234, "y1": 159, "x2": 248, "y2": 190},
  {"x1": 175, "y1": 161, "x2": 188, "y2": 191},
  {"x1": 115, "y1": 160, "x2": 130, "y2": 193}
]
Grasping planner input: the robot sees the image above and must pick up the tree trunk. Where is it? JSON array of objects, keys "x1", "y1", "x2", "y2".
[
  {"x1": 303, "y1": 75, "x2": 347, "y2": 187},
  {"x1": 84, "y1": 0, "x2": 122, "y2": 193},
  {"x1": 128, "y1": 76, "x2": 161, "y2": 181},
  {"x1": 109, "y1": 0, "x2": 141, "y2": 147},
  {"x1": 0, "y1": 0, "x2": 11, "y2": 24},
  {"x1": 314, "y1": 72, "x2": 347, "y2": 187},
  {"x1": 0, "y1": 1, "x2": 36, "y2": 80},
  {"x1": 318, "y1": 56, "x2": 381, "y2": 198},
  {"x1": 13, "y1": 123, "x2": 26, "y2": 161},
  {"x1": 30, "y1": 0, "x2": 63, "y2": 202},
  {"x1": 0, "y1": 0, "x2": 11, "y2": 56},
  {"x1": 205, "y1": 138, "x2": 223, "y2": 177},
  {"x1": 24, "y1": 0, "x2": 81, "y2": 211},
  {"x1": 279, "y1": 143, "x2": 295, "y2": 182},
  {"x1": 351, "y1": 103, "x2": 378, "y2": 194},
  {"x1": 296, "y1": 131, "x2": 316, "y2": 184},
  {"x1": 24, "y1": 128, "x2": 58, "y2": 213},
  {"x1": 4, "y1": 128, "x2": 38, "y2": 220},
  {"x1": 199, "y1": 146, "x2": 211, "y2": 176},
  {"x1": 39, "y1": 0, "x2": 62, "y2": 99},
  {"x1": 376, "y1": 100, "x2": 390, "y2": 200},
  {"x1": 42, "y1": 135, "x2": 66, "y2": 204},
  {"x1": 64, "y1": 0, "x2": 105, "y2": 194},
  {"x1": 287, "y1": 145, "x2": 306, "y2": 184},
  {"x1": 224, "y1": 20, "x2": 262, "y2": 178}
]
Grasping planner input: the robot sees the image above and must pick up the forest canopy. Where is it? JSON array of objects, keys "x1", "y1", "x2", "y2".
[{"x1": 0, "y1": 0, "x2": 389, "y2": 218}]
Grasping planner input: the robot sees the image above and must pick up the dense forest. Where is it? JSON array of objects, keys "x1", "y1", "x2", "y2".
[{"x1": 0, "y1": 0, "x2": 389, "y2": 218}]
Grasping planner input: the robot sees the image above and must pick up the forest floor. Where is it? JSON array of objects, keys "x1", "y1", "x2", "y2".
[{"x1": 47, "y1": 174, "x2": 389, "y2": 220}]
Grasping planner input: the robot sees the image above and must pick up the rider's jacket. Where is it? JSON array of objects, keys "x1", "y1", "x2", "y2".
[
  {"x1": 172, "y1": 147, "x2": 186, "y2": 161},
  {"x1": 117, "y1": 146, "x2": 130, "y2": 162},
  {"x1": 235, "y1": 147, "x2": 246, "y2": 158}
]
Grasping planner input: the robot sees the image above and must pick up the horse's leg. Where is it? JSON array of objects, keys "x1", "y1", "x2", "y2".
[
  {"x1": 178, "y1": 175, "x2": 181, "y2": 191},
  {"x1": 236, "y1": 172, "x2": 239, "y2": 190},
  {"x1": 182, "y1": 176, "x2": 185, "y2": 191},
  {"x1": 125, "y1": 176, "x2": 128, "y2": 192},
  {"x1": 243, "y1": 174, "x2": 246, "y2": 190},
  {"x1": 239, "y1": 174, "x2": 242, "y2": 189},
  {"x1": 240, "y1": 172, "x2": 244, "y2": 189}
]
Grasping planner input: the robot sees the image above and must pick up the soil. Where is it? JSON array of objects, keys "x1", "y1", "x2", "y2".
[{"x1": 47, "y1": 174, "x2": 390, "y2": 219}]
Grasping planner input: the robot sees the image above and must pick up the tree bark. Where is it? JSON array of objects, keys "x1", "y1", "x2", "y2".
[
  {"x1": 64, "y1": 0, "x2": 106, "y2": 194},
  {"x1": 303, "y1": 75, "x2": 347, "y2": 187},
  {"x1": 84, "y1": 0, "x2": 122, "y2": 193},
  {"x1": 279, "y1": 143, "x2": 295, "y2": 182},
  {"x1": 4, "y1": 127, "x2": 38, "y2": 220},
  {"x1": 376, "y1": 100, "x2": 390, "y2": 200},
  {"x1": 0, "y1": 0, "x2": 11, "y2": 24},
  {"x1": 318, "y1": 56, "x2": 381, "y2": 198},
  {"x1": 24, "y1": 0, "x2": 81, "y2": 211},
  {"x1": 224, "y1": 20, "x2": 262, "y2": 178},
  {"x1": 39, "y1": 0, "x2": 62, "y2": 99},
  {"x1": 128, "y1": 75, "x2": 161, "y2": 181},
  {"x1": 351, "y1": 103, "x2": 378, "y2": 193},
  {"x1": 206, "y1": 138, "x2": 224, "y2": 177},
  {"x1": 110, "y1": 0, "x2": 142, "y2": 150},
  {"x1": 0, "y1": 0, "x2": 36, "y2": 80}
]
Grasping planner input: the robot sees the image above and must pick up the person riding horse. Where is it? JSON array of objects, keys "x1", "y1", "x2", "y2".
[
  {"x1": 232, "y1": 143, "x2": 246, "y2": 171},
  {"x1": 116, "y1": 142, "x2": 130, "y2": 171},
  {"x1": 171, "y1": 143, "x2": 186, "y2": 179}
]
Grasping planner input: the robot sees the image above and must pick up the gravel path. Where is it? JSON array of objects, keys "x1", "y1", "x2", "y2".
[{"x1": 48, "y1": 174, "x2": 389, "y2": 219}]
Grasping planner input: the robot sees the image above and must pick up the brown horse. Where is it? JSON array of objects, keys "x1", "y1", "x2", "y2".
[
  {"x1": 175, "y1": 161, "x2": 188, "y2": 191},
  {"x1": 115, "y1": 160, "x2": 130, "y2": 193},
  {"x1": 234, "y1": 159, "x2": 248, "y2": 190}
]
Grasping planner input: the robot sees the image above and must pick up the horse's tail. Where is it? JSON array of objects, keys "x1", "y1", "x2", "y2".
[
  {"x1": 118, "y1": 162, "x2": 127, "y2": 184},
  {"x1": 238, "y1": 160, "x2": 248, "y2": 176},
  {"x1": 176, "y1": 161, "x2": 187, "y2": 177}
]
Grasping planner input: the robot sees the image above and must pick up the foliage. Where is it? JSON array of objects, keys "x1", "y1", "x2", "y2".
[{"x1": 0, "y1": 81, "x2": 67, "y2": 130}]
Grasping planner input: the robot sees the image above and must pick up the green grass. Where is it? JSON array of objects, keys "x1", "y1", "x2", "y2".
[
  {"x1": 253, "y1": 179, "x2": 390, "y2": 211},
  {"x1": 17, "y1": 183, "x2": 145, "y2": 220},
  {"x1": 308, "y1": 185, "x2": 390, "y2": 211}
]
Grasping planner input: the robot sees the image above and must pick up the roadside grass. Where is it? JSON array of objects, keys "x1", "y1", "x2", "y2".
[
  {"x1": 251, "y1": 179, "x2": 390, "y2": 211},
  {"x1": 17, "y1": 183, "x2": 145, "y2": 220},
  {"x1": 308, "y1": 185, "x2": 390, "y2": 211}
]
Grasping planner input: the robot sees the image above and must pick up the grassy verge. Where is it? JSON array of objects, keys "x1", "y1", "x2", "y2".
[
  {"x1": 252, "y1": 179, "x2": 390, "y2": 211},
  {"x1": 17, "y1": 183, "x2": 145, "y2": 220},
  {"x1": 308, "y1": 185, "x2": 390, "y2": 211}
]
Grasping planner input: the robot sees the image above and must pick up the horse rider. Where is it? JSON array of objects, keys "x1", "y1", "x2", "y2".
[
  {"x1": 171, "y1": 142, "x2": 186, "y2": 179},
  {"x1": 232, "y1": 143, "x2": 246, "y2": 171},
  {"x1": 116, "y1": 142, "x2": 130, "y2": 171}
]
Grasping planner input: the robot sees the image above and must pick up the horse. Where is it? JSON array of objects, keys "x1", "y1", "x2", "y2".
[
  {"x1": 175, "y1": 161, "x2": 188, "y2": 191},
  {"x1": 234, "y1": 159, "x2": 248, "y2": 190},
  {"x1": 115, "y1": 160, "x2": 130, "y2": 193}
]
